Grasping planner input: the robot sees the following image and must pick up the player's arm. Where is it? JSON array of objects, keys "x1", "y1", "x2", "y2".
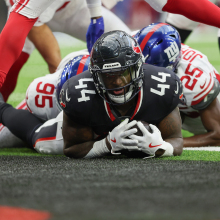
[
  {"x1": 28, "y1": 24, "x2": 61, "y2": 73},
  {"x1": 129, "y1": 107, "x2": 183, "y2": 158},
  {"x1": 184, "y1": 98, "x2": 220, "y2": 147},
  {"x1": 157, "y1": 107, "x2": 183, "y2": 156},
  {"x1": 86, "y1": 0, "x2": 104, "y2": 53},
  {"x1": 62, "y1": 111, "x2": 100, "y2": 158},
  {"x1": 62, "y1": 113, "x2": 139, "y2": 159}
]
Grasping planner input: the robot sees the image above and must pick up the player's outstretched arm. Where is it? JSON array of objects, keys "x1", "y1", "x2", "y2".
[
  {"x1": 86, "y1": 0, "x2": 104, "y2": 53},
  {"x1": 62, "y1": 112, "x2": 97, "y2": 158},
  {"x1": 129, "y1": 107, "x2": 183, "y2": 157},
  {"x1": 28, "y1": 24, "x2": 61, "y2": 73},
  {"x1": 62, "y1": 114, "x2": 139, "y2": 158},
  {"x1": 184, "y1": 98, "x2": 220, "y2": 147}
]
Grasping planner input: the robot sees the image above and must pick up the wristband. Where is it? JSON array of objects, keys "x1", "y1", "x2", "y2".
[
  {"x1": 86, "y1": 0, "x2": 102, "y2": 18},
  {"x1": 84, "y1": 138, "x2": 110, "y2": 159},
  {"x1": 160, "y1": 141, "x2": 174, "y2": 157}
]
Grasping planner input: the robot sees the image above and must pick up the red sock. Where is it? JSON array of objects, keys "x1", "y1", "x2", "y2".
[
  {"x1": 163, "y1": 0, "x2": 220, "y2": 28},
  {"x1": 0, "y1": 12, "x2": 37, "y2": 89},
  {"x1": 1, "y1": 51, "x2": 29, "y2": 101}
]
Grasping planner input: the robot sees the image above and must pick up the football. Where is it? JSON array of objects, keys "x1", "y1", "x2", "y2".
[
  {"x1": 128, "y1": 120, "x2": 153, "y2": 137},
  {"x1": 121, "y1": 121, "x2": 153, "y2": 158}
]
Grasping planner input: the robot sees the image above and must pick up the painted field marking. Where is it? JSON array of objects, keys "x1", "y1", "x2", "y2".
[
  {"x1": 184, "y1": 147, "x2": 220, "y2": 151},
  {"x1": 0, "y1": 206, "x2": 51, "y2": 220}
]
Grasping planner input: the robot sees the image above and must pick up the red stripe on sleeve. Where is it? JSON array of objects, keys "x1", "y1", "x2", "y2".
[
  {"x1": 76, "y1": 55, "x2": 89, "y2": 75},
  {"x1": 56, "y1": 1, "x2": 70, "y2": 12}
]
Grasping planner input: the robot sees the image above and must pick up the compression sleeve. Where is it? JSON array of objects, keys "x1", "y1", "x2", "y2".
[
  {"x1": 0, "y1": 12, "x2": 37, "y2": 89},
  {"x1": 163, "y1": 0, "x2": 220, "y2": 29},
  {"x1": 86, "y1": 0, "x2": 102, "y2": 18}
]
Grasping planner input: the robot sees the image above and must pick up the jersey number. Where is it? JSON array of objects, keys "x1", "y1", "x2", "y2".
[
  {"x1": 75, "y1": 78, "x2": 95, "y2": 102},
  {"x1": 181, "y1": 63, "x2": 203, "y2": 90},
  {"x1": 35, "y1": 82, "x2": 55, "y2": 108},
  {"x1": 150, "y1": 72, "x2": 171, "y2": 96}
]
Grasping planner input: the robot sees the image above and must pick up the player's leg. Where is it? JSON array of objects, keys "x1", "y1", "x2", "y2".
[
  {"x1": 166, "y1": 13, "x2": 199, "y2": 43},
  {"x1": 32, "y1": 111, "x2": 64, "y2": 154},
  {"x1": 1, "y1": 51, "x2": 30, "y2": 101},
  {"x1": 0, "y1": 102, "x2": 43, "y2": 148},
  {"x1": 0, "y1": 99, "x2": 27, "y2": 148},
  {"x1": 0, "y1": 0, "x2": 57, "y2": 89},
  {"x1": 0, "y1": 101, "x2": 64, "y2": 154}
]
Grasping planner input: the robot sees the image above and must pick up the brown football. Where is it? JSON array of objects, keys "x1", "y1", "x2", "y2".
[
  {"x1": 121, "y1": 121, "x2": 153, "y2": 158},
  {"x1": 129, "y1": 120, "x2": 153, "y2": 137}
]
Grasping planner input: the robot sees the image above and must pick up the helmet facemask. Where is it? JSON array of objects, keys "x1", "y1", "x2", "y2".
[
  {"x1": 91, "y1": 57, "x2": 143, "y2": 105},
  {"x1": 90, "y1": 30, "x2": 144, "y2": 106}
]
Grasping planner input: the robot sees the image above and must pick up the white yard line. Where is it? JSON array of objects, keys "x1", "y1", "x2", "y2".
[{"x1": 184, "y1": 147, "x2": 220, "y2": 151}]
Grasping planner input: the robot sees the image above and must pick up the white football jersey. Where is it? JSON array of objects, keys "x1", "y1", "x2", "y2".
[
  {"x1": 178, "y1": 44, "x2": 220, "y2": 134},
  {"x1": 26, "y1": 71, "x2": 61, "y2": 121}
]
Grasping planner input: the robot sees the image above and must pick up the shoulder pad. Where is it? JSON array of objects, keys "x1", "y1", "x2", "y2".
[
  {"x1": 192, "y1": 78, "x2": 220, "y2": 110},
  {"x1": 59, "y1": 70, "x2": 98, "y2": 124}
]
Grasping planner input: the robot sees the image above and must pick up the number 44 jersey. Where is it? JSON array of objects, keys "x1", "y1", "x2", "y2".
[{"x1": 59, "y1": 64, "x2": 183, "y2": 137}]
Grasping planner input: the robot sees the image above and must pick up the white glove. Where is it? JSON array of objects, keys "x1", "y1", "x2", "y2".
[
  {"x1": 107, "y1": 118, "x2": 139, "y2": 154},
  {"x1": 129, "y1": 122, "x2": 167, "y2": 157}
]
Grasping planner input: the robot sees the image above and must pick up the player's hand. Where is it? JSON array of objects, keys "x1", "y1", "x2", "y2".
[
  {"x1": 86, "y1": 17, "x2": 104, "y2": 53},
  {"x1": 129, "y1": 122, "x2": 166, "y2": 157},
  {"x1": 107, "y1": 118, "x2": 139, "y2": 155}
]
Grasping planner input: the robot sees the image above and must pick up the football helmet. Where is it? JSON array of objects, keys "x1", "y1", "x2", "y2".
[
  {"x1": 56, "y1": 54, "x2": 90, "y2": 111},
  {"x1": 90, "y1": 30, "x2": 144, "y2": 105},
  {"x1": 134, "y1": 22, "x2": 181, "y2": 71}
]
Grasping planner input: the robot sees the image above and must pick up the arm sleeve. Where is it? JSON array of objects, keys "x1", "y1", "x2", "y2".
[
  {"x1": 86, "y1": 0, "x2": 102, "y2": 18},
  {"x1": 162, "y1": 0, "x2": 220, "y2": 29}
]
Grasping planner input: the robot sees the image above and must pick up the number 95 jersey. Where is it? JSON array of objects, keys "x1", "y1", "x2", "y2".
[{"x1": 25, "y1": 71, "x2": 61, "y2": 121}]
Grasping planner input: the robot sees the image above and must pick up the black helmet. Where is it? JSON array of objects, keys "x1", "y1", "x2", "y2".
[{"x1": 90, "y1": 30, "x2": 144, "y2": 105}]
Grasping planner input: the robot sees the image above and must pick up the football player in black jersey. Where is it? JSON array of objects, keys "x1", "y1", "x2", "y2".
[
  {"x1": 0, "y1": 31, "x2": 183, "y2": 158},
  {"x1": 59, "y1": 30, "x2": 183, "y2": 158}
]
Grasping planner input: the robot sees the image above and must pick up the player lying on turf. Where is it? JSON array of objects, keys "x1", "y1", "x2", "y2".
[
  {"x1": 2, "y1": 0, "x2": 131, "y2": 101},
  {"x1": 0, "y1": 31, "x2": 183, "y2": 158},
  {"x1": 134, "y1": 23, "x2": 220, "y2": 147}
]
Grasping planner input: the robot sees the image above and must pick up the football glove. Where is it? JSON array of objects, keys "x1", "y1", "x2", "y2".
[
  {"x1": 129, "y1": 122, "x2": 167, "y2": 157},
  {"x1": 86, "y1": 17, "x2": 104, "y2": 53},
  {"x1": 107, "y1": 118, "x2": 139, "y2": 155}
]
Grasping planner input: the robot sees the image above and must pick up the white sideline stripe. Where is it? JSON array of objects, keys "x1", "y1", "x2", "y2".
[{"x1": 184, "y1": 147, "x2": 220, "y2": 151}]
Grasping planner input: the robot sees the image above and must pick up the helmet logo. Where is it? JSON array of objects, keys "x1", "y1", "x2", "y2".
[
  {"x1": 59, "y1": 89, "x2": 66, "y2": 108},
  {"x1": 103, "y1": 62, "x2": 121, "y2": 69},
  {"x1": 132, "y1": 43, "x2": 141, "y2": 54},
  {"x1": 164, "y1": 41, "x2": 180, "y2": 62}
]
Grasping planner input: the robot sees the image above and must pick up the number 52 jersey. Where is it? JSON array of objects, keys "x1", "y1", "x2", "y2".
[{"x1": 59, "y1": 64, "x2": 183, "y2": 136}]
